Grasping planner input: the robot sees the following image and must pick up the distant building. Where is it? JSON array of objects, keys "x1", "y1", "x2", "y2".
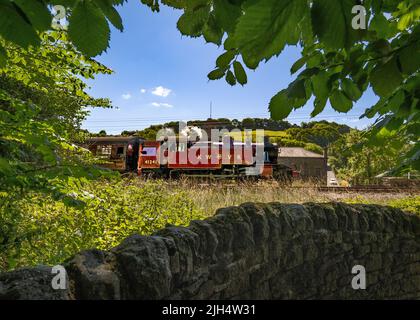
[{"x1": 278, "y1": 147, "x2": 328, "y2": 184}]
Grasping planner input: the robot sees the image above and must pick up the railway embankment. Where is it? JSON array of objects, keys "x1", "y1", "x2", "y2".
[{"x1": 1, "y1": 202, "x2": 419, "y2": 299}]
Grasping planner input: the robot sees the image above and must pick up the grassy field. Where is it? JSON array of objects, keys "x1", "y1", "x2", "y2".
[
  {"x1": 1, "y1": 178, "x2": 418, "y2": 271},
  {"x1": 227, "y1": 130, "x2": 289, "y2": 141}
]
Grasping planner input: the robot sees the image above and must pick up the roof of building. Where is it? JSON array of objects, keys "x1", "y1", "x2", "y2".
[
  {"x1": 278, "y1": 147, "x2": 324, "y2": 158},
  {"x1": 85, "y1": 136, "x2": 142, "y2": 144}
]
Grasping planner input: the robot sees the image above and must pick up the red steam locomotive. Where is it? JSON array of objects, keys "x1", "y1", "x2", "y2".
[
  {"x1": 138, "y1": 136, "x2": 294, "y2": 180},
  {"x1": 85, "y1": 136, "x2": 293, "y2": 180}
]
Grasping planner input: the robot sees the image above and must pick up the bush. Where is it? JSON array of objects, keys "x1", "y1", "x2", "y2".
[
  {"x1": 343, "y1": 195, "x2": 420, "y2": 216},
  {"x1": 0, "y1": 179, "x2": 205, "y2": 271},
  {"x1": 270, "y1": 137, "x2": 323, "y2": 154},
  {"x1": 303, "y1": 143, "x2": 323, "y2": 155},
  {"x1": 387, "y1": 196, "x2": 420, "y2": 216}
]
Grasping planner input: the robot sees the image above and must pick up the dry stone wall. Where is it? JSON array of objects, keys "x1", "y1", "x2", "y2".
[{"x1": 0, "y1": 202, "x2": 419, "y2": 299}]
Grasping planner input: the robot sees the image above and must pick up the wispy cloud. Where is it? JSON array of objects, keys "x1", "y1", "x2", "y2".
[
  {"x1": 140, "y1": 88, "x2": 146, "y2": 94},
  {"x1": 151, "y1": 86, "x2": 171, "y2": 97},
  {"x1": 151, "y1": 102, "x2": 173, "y2": 108},
  {"x1": 122, "y1": 93, "x2": 132, "y2": 100}
]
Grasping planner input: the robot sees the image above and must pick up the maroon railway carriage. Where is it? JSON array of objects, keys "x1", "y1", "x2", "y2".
[{"x1": 83, "y1": 136, "x2": 141, "y2": 172}]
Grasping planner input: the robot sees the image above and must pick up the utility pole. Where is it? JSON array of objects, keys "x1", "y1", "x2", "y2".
[{"x1": 209, "y1": 101, "x2": 212, "y2": 119}]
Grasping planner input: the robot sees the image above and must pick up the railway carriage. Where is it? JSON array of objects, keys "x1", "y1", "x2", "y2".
[{"x1": 83, "y1": 136, "x2": 142, "y2": 172}]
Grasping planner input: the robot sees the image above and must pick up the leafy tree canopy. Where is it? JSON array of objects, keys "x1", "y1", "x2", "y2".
[
  {"x1": 0, "y1": 30, "x2": 114, "y2": 199},
  {"x1": 0, "y1": 0, "x2": 419, "y2": 171},
  {"x1": 329, "y1": 128, "x2": 413, "y2": 184}
]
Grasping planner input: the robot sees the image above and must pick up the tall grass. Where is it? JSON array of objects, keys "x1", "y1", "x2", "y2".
[{"x1": 154, "y1": 178, "x2": 418, "y2": 216}]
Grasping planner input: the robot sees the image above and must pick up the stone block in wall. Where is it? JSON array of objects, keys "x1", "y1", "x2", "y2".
[
  {"x1": 0, "y1": 266, "x2": 69, "y2": 300},
  {"x1": 111, "y1": 235, "x2": 172, "y2": 299}
]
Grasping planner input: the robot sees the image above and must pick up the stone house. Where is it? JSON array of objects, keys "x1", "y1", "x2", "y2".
[{"x1": 278, "y1": 147, "x2": 328, "y2": 184}]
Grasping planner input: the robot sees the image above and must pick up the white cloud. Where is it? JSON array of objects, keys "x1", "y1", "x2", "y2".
[
  {"x1": 151, "y1": 102, "x2": 173, "y2": 108},
  {"x1": 151, "y1": 86, "x2": 171, "y2": 97},
  {"x1": 140, "y1": 88, "x2": 146, "y2": 94},
  {"x1": 122, "y1": 93, "x2": 132, "y2": 100}
]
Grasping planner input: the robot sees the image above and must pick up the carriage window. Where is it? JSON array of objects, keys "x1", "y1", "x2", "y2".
[
  {"x1": 142, "y1": 147, "x2": 156, "y2": 156},
  {"x1": 97, "y1": 145, "x2": 112, "y2": 156},
  {"x1": 116, "y1": 146, "x2": 124, "y2": 155}
]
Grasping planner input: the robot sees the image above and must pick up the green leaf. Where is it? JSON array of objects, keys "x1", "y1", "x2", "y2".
[
  {"x1": 161, "y1": 0, "x2": 185, "y2": 10},
  {"x1": 361, "y1": 98, "x2": 386, "y2": 119},
  {"x1": 213, "y1": 0, "x2": 242, "y2": 33},
  {"x1": 287, "y1": 79, "x2": 307, "y2": 99},
  {"x1": 0, "y1": 1, "x2": 40, "y2": 48},
  {"x1": 300, "y1": 6, "x2": 314, "y2": 46},
  {"x1": 369, "y1": 13, "x2": 395, "y2": 39},
  {"x1": 396, "y1": 5, "x2": 420, "y2": 30},
  {"x1": 0, "y1": 44, "x2": 6, "y2": 68},
  {"x1": 140, "y1": 0, "x2": 160, "y2": 11},
  {"x1": 13, "y1": 0, "x2": 52, "y2": 32},
  {"x1": 370, "y1": 57, "x2": 403, "y2": 97},
  {"x1": 311, "y1": 97, "x2": 327, "y2": 117},
  {"x1": 68, "y1": 1, "x2": 110, "y2": 57},
  {"x1": 311, "y1": 71, "x2": 330, "y2": 101},
  {"x1": 94, "y1": 0, "x2": 124, "y2": 31},
  {"x1": 269, "y1": 90, "x2": 294, "y2": 120},
  {"x1": 233, "y1": 61, "x2": 247, "y2": 85},
  {"x1": 225, "y1": 70, "x2": 236, "y2": 86},
  {"x1": 290, "y1": 56, "x2": 307, "y2": 74},
  {"x1": 207, "y1": 68, "x2": 225, "y2": 80},
  {"x1": 341, "y1": 78, "x2": 362, "y2": 101},
  {"x1": 233, "y1": 0, "x2": 306, "y2": 69},
  {"x1": 203, "y1": 14, "x2": 223, "y2": 45},
  {"x1": 0, "y1": 157, "x2": 13, "y2": 175},
  {"x1": 387, "y1": 90, "x2": 406, "y2": 113},
  {"x1": 368, "y1": 39, "x2": 392, "y2": 57},
  {"x1": 311, "y1": 0, "x2": 359, "y2": 49},
  {"x1": 398, "y1": 42, "x2": 420, "y2": 75},
  {"x1": 177, "y1": 6, "x2": 210, "y2": 37},
  {"x1": 330, "y1": 89, "x2": 353, "y2": 113},
  {"x1": 216, "y1": 50, "x2": 235, "y2": 69}
]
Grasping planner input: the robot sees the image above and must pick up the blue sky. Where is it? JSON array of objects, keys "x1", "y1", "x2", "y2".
[{"x1": 83, "y1": 1, "x2": 379, "y2": 135}]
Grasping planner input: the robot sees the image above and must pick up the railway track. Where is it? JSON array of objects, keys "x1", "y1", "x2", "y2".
[
  {"x1": 187, "y1": 182, "x2": 420, "y2": 193},
  {"x1": 296, "y1": 186, "x2": 419, "y2": 193},
  {"x1": 129, "y1": 174, "x2": 419, "y2": 193}
]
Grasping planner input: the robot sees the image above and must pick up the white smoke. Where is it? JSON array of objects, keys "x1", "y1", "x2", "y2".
[{"x1": 180, "y1": 126, "x2": 203, "y2": 140}]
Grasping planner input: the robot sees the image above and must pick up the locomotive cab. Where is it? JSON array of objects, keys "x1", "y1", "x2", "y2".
[{"x1": 138, "y1": 141, "x2": 160, "y2": 174}]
